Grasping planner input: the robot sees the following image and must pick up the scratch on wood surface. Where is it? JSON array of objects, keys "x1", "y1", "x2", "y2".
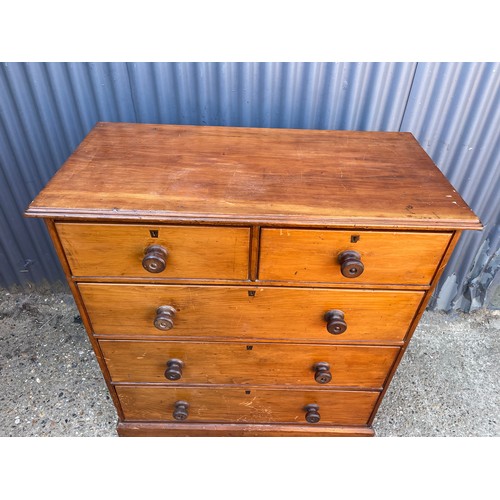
[
  {"x1": 339, "y1": 167, "x2": 347, "y2": 190},
  {"x1": 235, "y1": 310, "x2": 243, "y2": 329},
  {"x1": 240, "y1": 397, "x2": 257, "y2": 407}
]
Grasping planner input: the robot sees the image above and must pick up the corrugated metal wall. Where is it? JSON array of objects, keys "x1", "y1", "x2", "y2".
[
  {"x1": 400, "y1": 63, "x2": 499, "y2": 310},
  {"x1": 0, "y1": 62, "x2": 498, "y2": 310}
]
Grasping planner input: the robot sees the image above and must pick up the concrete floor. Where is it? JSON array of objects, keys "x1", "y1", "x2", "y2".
[{"x1": 0, "y1": 288, "x2": 498, "y2": 437}]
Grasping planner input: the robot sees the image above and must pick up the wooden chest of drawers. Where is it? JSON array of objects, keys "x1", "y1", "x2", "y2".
[{"x1": 26, "y1": 123, "x2": 481, "y2": 436}]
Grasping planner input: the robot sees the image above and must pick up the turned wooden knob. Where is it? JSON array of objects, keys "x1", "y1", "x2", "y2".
[
  {"x1": 324, "y1": 309, "x2": 347, "y2": 335},
  {"x1": 142, "y1": 244, "x2": 168, "y2": 273},
  {"x1": 173, "y1": 401, "x2": 189, "y2": 421},
  {"x1": 165, "y1": 359, "x2": 183, "y2": 380},
  {"x1": 154, "y1": 306, "x2": 176, "y2": 331},
  {"x1": 304, "y1": 404, "x2": 320, "y2": 423},
  {"x1": 314, "y1": 362, "x2": 332, "y2": 384},
  {"x1": 338, "y1": 250, "x2": 364, "y2": 278}
]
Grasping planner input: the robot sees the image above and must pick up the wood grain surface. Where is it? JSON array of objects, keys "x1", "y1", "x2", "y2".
[
  {"x1": 116, "y1": 421, "x2": 375, "y2": 437},
  {"x1": 100, "y1": 340, "x2": 399, "y2": 388},
  {"x1": 259, "y1": 228, "x2": 451, "y2": 285},
  {"x1": 116, "y1": 385, "x2": 379, "y2": 424},
  {"x1": 56, "y1": 223, "x2": 250, "y2": 279},
  {"x1": 26, "y1": 122, "x2": 482, "y2": 230},
  {"x1": 79, "y1": 283, "x2": 424, "y2": 342}
]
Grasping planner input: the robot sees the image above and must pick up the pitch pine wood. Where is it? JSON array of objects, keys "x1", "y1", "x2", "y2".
[
  {"x1": 25, "y1": 123, "x2": 482, "y2": 437},
  {"x1": 26, "y1": 122, "x2": 482, "y2": 230},
  {"x1": 259, "y1": 229, "x2": 452, "y2": 285},
  {"x1": 100, "y1": 340, "x2": 399, "y2": 388},
  {"x1": 79, "y1": 283, "x2": 424, "y2": 342},
  {"x1": 56, "y1": 223, "x2": 250, "y2": 280},
  {"x1": 116, "y1": 422, "x2": 376, "y2": 437},
  {"x1": 116, "y1": 386, "x2": 379, "y2": 425}
]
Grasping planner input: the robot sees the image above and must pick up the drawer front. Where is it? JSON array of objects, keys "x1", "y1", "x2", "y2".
[
  {"x1": 56, "y1": 223, "x2": 250, "y2": 279},
  {"x1": 259, "y1": 229, "x2": 452, "y2": 285},
  {"x1": 80, "y1": 284, "x2": 423, "y2": 342},
  {"x1": 100, "y1": 340, "x2": 399, "y2": 388},
  {"x1": 116, "y1": 386, "x2": 379, "y2": 425}
]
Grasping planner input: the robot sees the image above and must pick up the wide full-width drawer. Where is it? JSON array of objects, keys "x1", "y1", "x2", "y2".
[
  {"x1": 259, "y1": 229, "x2": 452, "y2": 285},
  {"x1": 116, "y1": 386, "x2": 379, "y2": 425},
  {"x1": 56, "y1": 223, "x2": 250, "y2": 280},
  {"x1": 100, "y1": 340, "x2": 400, "y2": 388},
  {"x1": 80, "y1": 284, "x2": 424, "y2": 342}
]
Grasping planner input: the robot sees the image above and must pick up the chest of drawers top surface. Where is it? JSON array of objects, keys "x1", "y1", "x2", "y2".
[{"x1": 26, "y1": 122, "x2": 481, "y2": 230}]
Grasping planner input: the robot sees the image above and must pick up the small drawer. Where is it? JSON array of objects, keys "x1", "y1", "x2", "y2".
[
  {"x1": 100, "y1": 340, "x2": 399, "y2": 389},
  {"x1": 56, "y1": 223, "x2": 250, "y2": 280},
  {"x1": 259, "y1": 229, "x2": 452, "y2": 285},
  {"x1": 80, "y1": 283, "x2": 424, "y2": 343},
  {"x1": 116, "y1": 386, "x2": 379, "y2": 425}
]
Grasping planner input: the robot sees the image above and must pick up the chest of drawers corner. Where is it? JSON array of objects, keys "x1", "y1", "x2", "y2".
[{"x1": 25, "y1": 122, "x2": 482, "y2": 437}]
